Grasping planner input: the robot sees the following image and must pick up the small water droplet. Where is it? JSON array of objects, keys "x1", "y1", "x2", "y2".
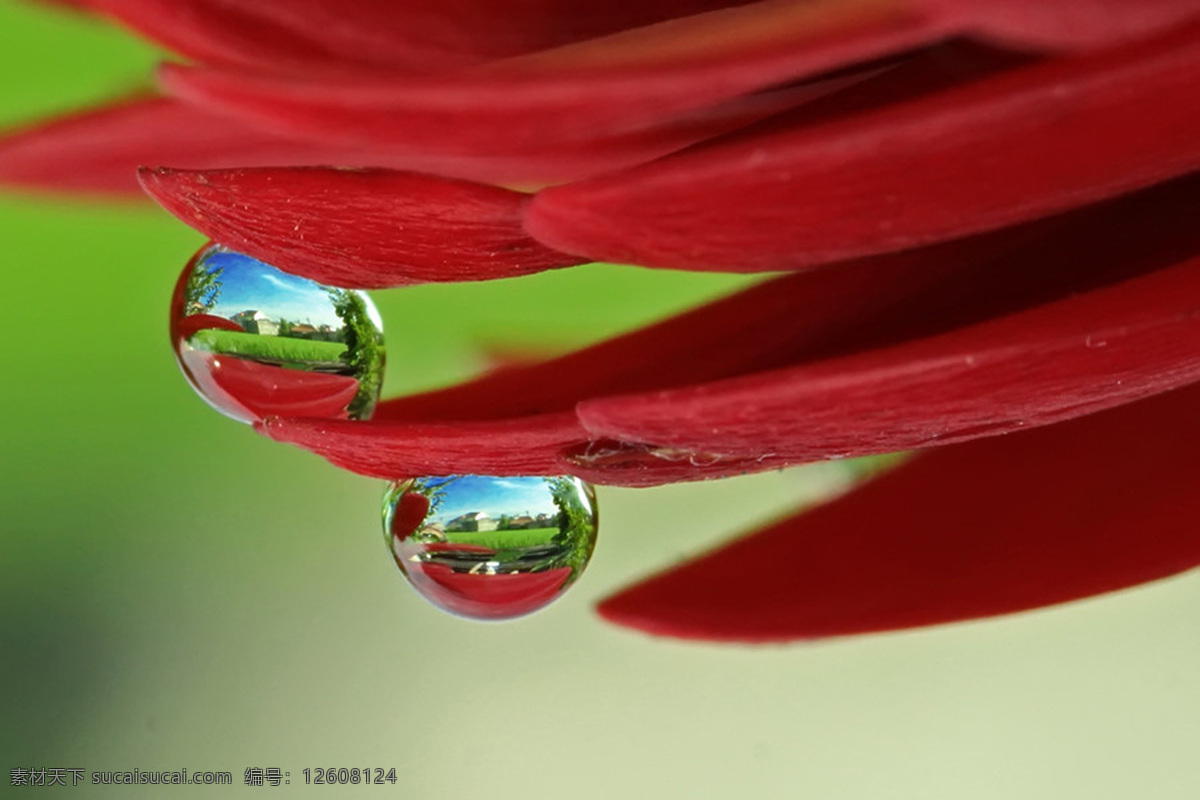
[
  {"x1": 382, "y1": 475, "x2": 598, "y2": 620},
  {"x1": 170, "y1": 243, "x2": 385, "y2": 424}
]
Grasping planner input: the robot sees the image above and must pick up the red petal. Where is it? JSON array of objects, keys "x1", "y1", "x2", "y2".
[
  {"x1": 139, "y1": 167, "x2": 584, "y2": 287},
  {"x1": 158, "y1": 1, "x2": 943, "y2": 157},
  {"x1": 259, "y1": 413, "x2": 587, "y2": 479},
  {"x1": 0, "y1": 95, "x2": 427, "y2": 195},
  {"x1": 598, "y1": 383, "x2": 1200, "y2": 641},
  {"x1": 75, "y1": 0, "x2": 1196, "y2": 75},
  {"x1": 370, "y1": 240, "x2": 1007, "y2": 428},
  {"x1": 0, "y1": 94, "x2": 784, "y2": 196},
  {"x1": 81, "y1": 0, "x2": 761, "y2": 71},
  {"x1": 139, "y1": 45, "x2": 1018, "y2": 280},
  {"x1": 527, "y1": 22, "x2": 1200, "y2": 271},
  {"x1": 372, "y1": 272, "x2": 855, "y2": 423},
  {"x1": 578, "y1": 246, "x2": 1200, "y2": 467},
  {"x1": 0, "y1": 95, "x2": 304, "y2": 195}
]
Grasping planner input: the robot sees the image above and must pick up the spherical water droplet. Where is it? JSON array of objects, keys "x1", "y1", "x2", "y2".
[
  {"x1": 383, "y1": 475, "x2": 599, "y2": 620},
  {"x1": 170, "y1": 243, "x2": 385, "y2": 424}
]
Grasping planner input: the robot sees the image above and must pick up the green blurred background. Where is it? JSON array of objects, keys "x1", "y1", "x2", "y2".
[{"x1": 2, "y1": 3, "x2": 1199, "y2": 797}]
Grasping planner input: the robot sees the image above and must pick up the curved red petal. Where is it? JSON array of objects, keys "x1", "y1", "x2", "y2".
[
  {"x1": 527, "y1": 22, "x2": 1200, "y2": 271},
  {"x1": 0, "y1": 95, "x2": 628, "y2": 195},
  {"x1": 80, "y1": 0, "x2": 761, "y2": 72},
  {"x1": 2, "y1": 90, "x2": 821, "y2": 197},
  {"x1": 578, "y1": 250, "x2": 1200, "y2": 465},
  {"x1": 259, "y1": 413, "x2": 586, "y2": 479},
  {"x1": 70, "y1": 0, "x2": 1197, "y2": 75},
  {"x1": 0, "y1": 95, "x2": 357, "y2": 195},
  {"x1": 139, "y1": 167, "x2": 584, "y2": 287},
  {"x1": 81, "y1": 0, "x2": 369, "y2": 72},
  {"x1": 598, "y1": 383, "x2": 1200, "y2": 641},
  {"x1": 159, "y1": 1, "x2": 942, "y2": 157}
]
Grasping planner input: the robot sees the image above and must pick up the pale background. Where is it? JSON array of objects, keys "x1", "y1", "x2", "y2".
[{"x1": 2, "y1": 3, "x2": 1198, "y2": 797}]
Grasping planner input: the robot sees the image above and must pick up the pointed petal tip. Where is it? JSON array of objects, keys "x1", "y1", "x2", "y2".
[
  {"x1": 596, "y1": 589, "x2": 821, "y2": 644},
  {"x1": 595, "y1": 597, "x2": 678, "y2": 639}
]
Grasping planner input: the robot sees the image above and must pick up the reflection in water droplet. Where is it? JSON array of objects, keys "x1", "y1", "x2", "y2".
[
  {"x1": 382, "y1": 475, "x2": 599, "y2": 620},
  {"x1": 170, "y1": 243, "x2": 385, "y2": 424}
]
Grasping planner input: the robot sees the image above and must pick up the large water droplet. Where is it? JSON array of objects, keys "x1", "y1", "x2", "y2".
[
  {"x1": 170, "y1": 243, "x2": 385, "y2": 424},
  {"x1": 383, "y1": 475, "x2": 599, "y2": 620}
]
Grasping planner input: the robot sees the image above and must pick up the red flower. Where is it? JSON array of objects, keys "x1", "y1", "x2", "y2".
[{"x1": 4, "y1": 0, "x2": 1199, "y2": 641}]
